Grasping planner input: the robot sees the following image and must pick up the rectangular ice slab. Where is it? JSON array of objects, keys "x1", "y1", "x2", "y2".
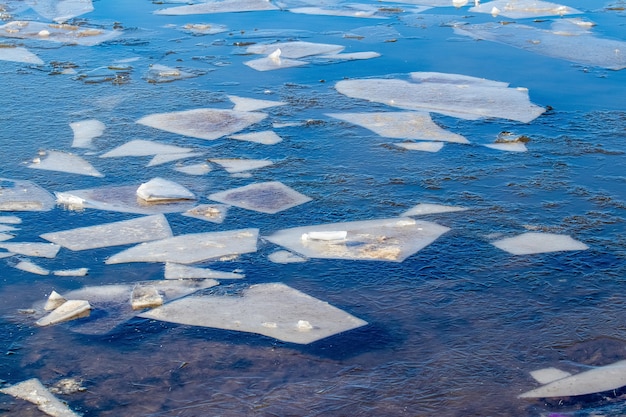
[
  {"x1": 40, "y1": 214, "x2": 173, "y2": 251},
  {"x1": 106, "y1": 228, "x2": 259, "y2": 264},
  {"x1": 492, "y1": 232, "x2": 588, "y2": 255},
  {"x1": 140, "y1": 282, "x2": 368, "y2": 344},
  {"x1": 265, "y1": 217, "x2": 450, "y2": 262},
  {"x1": 209, "y1": 181, "x2": 311, "y2": 214}
]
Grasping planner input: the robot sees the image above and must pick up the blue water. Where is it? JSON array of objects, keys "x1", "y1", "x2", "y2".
[{"x1": 1, "y1": 1, "x2": 625, "y2": 416}]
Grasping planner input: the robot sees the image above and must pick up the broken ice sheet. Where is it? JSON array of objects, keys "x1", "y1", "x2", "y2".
[
  {"x1": 402, "y1": 203, "x2": 468, "y2": 216},
  {"x1": 209, "y1": 181, "x2": 312, "y2": 214},
  {"x1": 29, "y1": 150, "x2": 104, "y2": 177},
  {"x1": 12, "y1": 259, "x2": 50, "y2": 275},
  {"x1": 492, "y1": 232, "x2": 589, "y2": 255},
  {"x1": 484, "y1": 142, "x2": 527, "y2": 152},
  {"x1": 164, "y1": 262, "x2": 244, "y2": 279},
  {"x1": 0, "y1": 45, "x2": 44, "y2": 64},
  {"x1": 228, "y1": 95, "x2": 286, "y2": 112},
  {"x1": 469, "y1": 0, "x2": 581, "y2": 18},
  {"x1": 335, "y1": 72, "x2": 545, "y2": 123},
  {"x1": 247, "y1": 41, "x2": 345, "y2": 58},
  {"x1": 137, "y1": 108, "x2": 268, "y2": 141},
  {"x1": 394, "y1": 141, "x2": 444, "y2": 152},
  {"x1": 0, "y1": 21, "x2": 121, "y2": 46},
  {"x1": 266, "y1": 217, "x2": 450, "y2": 262},
  {"x1": 26, "y1": 0, "x2": 95, "y2": 23},
  {"x1": 0, "y1": 215, "x2": 21, "y2": 224},
  {"x1": 328, "y1": 112, "x2": 468, "y2": 143},
  {"x1": 140, "y1": 282, "x2": 368, "y2": 344},
  {"x1": 229, "y1": 130, "x2": 283, "y2": 145},
  {"x1": 70, "y1": 119, "x2": 105, "y2": 148},
  {"x1": 136, "y1": 177, "x2": 195, "y2": 202},
  {"x1": 316, "y1": 51, "x2": 381, "y2": 61},
  {"x1": 0, "y1": 378, "x2": 81, "y2": 417},
  {"x1": 40, "y1": 214, "x2": 173, "y2": 251},
  {"x1": 106, "y1": 228, "x2": 259, "y2": 265},
  {"x1": 143, "y1": 64, "x2": 203, "y2": 83},
  {"x1": 0, "y1": 242, "x2": 60, "y2": 258},
  {"x1": 210, "y1": 158, "x2": 273, "y2": 174},
  {"x1": 0, "y1": 178, "x2": 55, "y2": 211},
  {"x1": 174, "y1": 162, "x2": 212, "y2": 176},
  {"x1": 288, "y1": 5, "x2": 385, "y2": 18},
  {"x1": 131, "y1": 284, "x2": 163, "y2": 310},
  {"x1": 182, "y1": 204, "x2": 229, "y2": 223},
  {"x1": 454, "y1": 20, "x2": 626, "y2": 70},
  {"x1": 154, "y1": 0, "x2": 279, "y2": 15},
  {"x1": 100, "y1": 139, "x2": 195, "y2": 158}
]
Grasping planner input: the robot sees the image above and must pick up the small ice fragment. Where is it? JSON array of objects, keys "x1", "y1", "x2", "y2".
[
  {"x1": 297, "y1": 320, "x2": 313, "y2": 331},
  {"x1": 0, "y1": 215, "x2": 22, "y2": 224},
  {"x1": 131, "y1": 285, "x2": 163, "y2": 310},
  {"x1": 485, "y1": 142, "x2": 528, "y2": 152},
  {"x1": 100, "y1": 139, "x2": 194, "y2": 158},
  {"x1": 394, "y1": 142, "x2": 445, "y2": 152},
  {"x1": 36, "y1": 300, "x2": 91, "y2": 326},
  {"x1": 209, "y1": 181, "x2": 311, "y2": 214},
  {"x1": 53, "y1": 268, "x2": 89, "y2": 277},
  {"x1": 0, "y1": 178, "x2": 55, "y2": 212},
  {"x1": 229, "y1": 131, "x2": 283, "y2": 145},
  {"x1": 55, "y1": 192, "x2": 86, "y2": 210},
  {"x1": 268, "y1": 250, "x2": 308, "y2": 264},
  {"x1": 402, "y1": 203, "x2": 468, "y2": 217},
  {"x1": 491, "y1": 6, "x2": 500, "y2": 17},
  {"x1": 28, "y1": 150, "x2": 104, "y2": 177},
  {"x1": 164, "y1": 262, "x2": 245, "y2": 280},
  {"x1": 182, "y1": 204, "x2": 228, "y2": 224},
  {"x1": 0, "y1": 378, "x2": 81, "y2": 417},
  {"x1": 14, "y1": 260, "x2": 49, "y2": 275},
  {"x1": 301, "y1": 231, "x2": 347, "y2": 241},
  {"x1": 210, "y1": 158, "x2": 273, "y2": 174},
  {"x1": 530, "y1": 367, "x2": 573, "y2": 384},
  {"x1": 44, "y1": 291, "x2": 67, "y2": 311},
  {"x1": 136, "y1": 177, "x2": 195, "y2": 202},
  {"x1": 453, "y1": 0, "x2": 468, "y2": 7},
  {"x1": 244, "y1": 56, "x2": 307, "y2": 71},
  {"x1": 174, "y1": 163, "x2": 212, "y2": 176},
  {"x1": 38, "y1": 30, "x2": 50, "y2": 37},
  {"x1": 269, "y1": 48, "x2": 282, "y2": 62},
  {"x1": 0, "y1": 242, "x2": 60, "y2": 258},
  {"x1": 227, "y1": 95, "x2": 286, "y2": 112},
  {"x1": 247, "y1": 41, "x2": 345, "y2": 59},
  {"x1": 148, "y1": 152, "x2": 202, "y2": 167},
  {"x1": 0, "y1": 46, "x2": 44, "y2": 65},
  {"x1": 492, "y1": 232, "x2": 589, "y2": 255},
  {"x1": 154, "y1": 0, "x2": 279, "y2": 15},
  {"x1": 262, "y1": 321, "x2": 278, "y2": 328},
  {"x1": 70, "y1": 119, "x2": 105, "y2": 148}
]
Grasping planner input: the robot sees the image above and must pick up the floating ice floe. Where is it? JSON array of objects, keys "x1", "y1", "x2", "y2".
[
  {"x1": 247, "y1": 41, "x2": 345, "y2": 58},
  {"x1": 328, "y1": 112, "x2": 468, "y2": 143},
  {"x1": 288, "y1": 5, "x2": 385, "y2": 18},
  {"x1": 244, "y1": 49, "x2": 308, "y2": 71},
  {"x1": 137, "y1": 108, "x2": 267, "y2": 140},
  {"x1": 131, "y1": 284, "x2": 163, "y2": 310},
  {"x1": 484, "y1": 142, "x2": 527, "y2": 152},
  {"x1": 179, "y1": 23, "x2": 229, "y2": 35},
  {"x1": 402, "y1": 203, "x2": 468, "y2": 216},
  {"x1": 268, "y1": 250, "x2": 308, "y2": 264},
  {"x1": 136, "y1": 178, "x2": 195, "y2": 202},
  {"x1": 492, "y1": 232, "x2": 589, "y2": 255},
  {"x1": 139, "y1": 282, "x2": 368, "y2": 344},
  {"x1": 70, "y1": 119, "x2": 105, "y2": 148},
  {"x1": 0, "y1": 378, "x2": 81, "y2": 417},
  {"x1": 519, "y1": 360, "x2": 626, "y2": 398},
  {"x1": 40, "y1": 214, "x2": 173, "y2": 251},
  {"x1": 394, "y1": 141, "x2": 444, "y2": 152},
  {"x1": 0, "y1": 178, "x2": 55, "y2": 211},
  {"x1": 26, "y1": 0, "x2": 95, "y2": 23},
  {"x1": 36, "y1": 299, "x2": 91, "y2": 326},
  {"x1": 154, "y1": 0, "x2": 280, "y2": 15},
  {"x1": 44, "y1": 291, "x2": 67, "y2": 311},
  {"x1": 210, "y1": 158, "x2": 273, "y2": 174},
  {"x1": 148, "y1": 152, "x2": 204, "y2": 167},
  {"x1": 0, "y1": 45, "x2": 44, "y2": 64},
  {"x1": 0, "y1": 242, "x2": 60, "y2": 258},
  {"x1": 100, "y1": 139, "x2": 194, "y2": 158},
  {"x1": 469, "y1": 0, "x2": 581, "y2": 18},
  {"x1": 343, "y1": 25, "x2": 402, "y2": 43},
  {"x1": 209, "y1": 181, "x2": 312, "y2": 214},
  {"x1": 174, "y1": 163, "x2": 212, "y2": 175},
  {"x1": 0, "y1": 21, "x2": 121, "y2": 46},
  {"x1": 317, "y1": 51, "x2": 381, "y2": 61},
  {"x1": 164, "y1": 262, "x2": 245, "y2": 279},
  {"x1": 143, "y1": 64, "x2": 202, "y2": 83},
  {"x1": 0, "y1": 215, "x2": 21, "y2": 224},
  {"x1": 53, "y1": 268, "x2": 89, "y2": 277},
  {"x1": 106, "y1": 228, "x2": 259, "y2": 265},
  {"x1": 182, "y1": 204, "x2": 229, "y2": 223},
  {"x1": 228, "y1": 95, "x2": 286, "y2": 112},
  {"x1": 229, "y1": 130, "x2": 283, "y2": 145},
  {"x1": 335, "y1": 72, "x2": 545, "y2": 123},
  {"x1": 454, "y1": 20, "x2": 626, "y2": 70},
  {"x1": 13, "y1": 259, "x2": 50, "y2": 275},
  {"x1": 0, "y1": 224, "x2": 18, "y2": 232},
  {"x1": 29, "y1": 150, "x2": 104, "y2": 177},
  {"x1": 266, "y1": 217, "x2": 450, "y2": 262}
]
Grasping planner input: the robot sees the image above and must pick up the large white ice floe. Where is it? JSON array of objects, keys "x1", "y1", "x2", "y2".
[
  {"x1": 228, "y1": 95, "x2": 286, "y2": 112},
  {"x1": 247, "y1": 41, "x2": 345, "y2": 59},
  {"x1": 70, "y1": 119, "x2": 105, "y2": 148},
  {"x1": 402, "y1": 203, "x2": 468, "y2": 216},
  {"x1": 519, "y1": 360, "x2": 626, "y2": 398},
  {"x1": 335, "y1": 72, "x2": 545, "y2": 123},
  {"x1": 492, "y1": 232, "x2": 589, "y2": 255},
  {"x1": 29, "y1": 150, "x2": 104, "y2": 177},
  {"x1": 0, "y1": 45, "x2": 44, "y2": 64},
  {"x1": 106, "y1": 228, "x2": 259, "y2": 264},
  {"x1": 26, "y1": 0, "x2": 95, "y2": 23},
  {"x1": 136, "y1": 177, "x2": 195, "y2": 202},
  {"x1": 469, "y1": 0, "x2": 581, "y2": 18},
  {"x1": 100, "y1": 139, "x2": 194, "y2": 158},
  {"x1": 164, "y1": 262, "x2": 245, "y2": 279},
  {"x1": 266, "y1": 217, "x2": 450, "y2": 262},
  {"x1": 40, "y1": 214, "x2": 173, "y2": 251},
  {"x1": 328, "y1": 112, "x2": 469, "y2": 143},
  {"x1": 454, "y1": 20, "x2": 626, "y2": 70},
  {"x1": 36, "y1": 300, "x2": 91, "y2": 326},
  {"x1": 0, "y1": 242, "x2": 60, "y2": 258},
  {"x1": 137, "y1": 108, "x2": 267, "y2": 140},
  {"x1": 182, "y1": 204, "x2": 229, "y2": 224},
  {"x1": 139, "y1": 282, "x2": 368, "y2": 344},
  {"x1": 147, "y1": 152, "x2": 203, "y2": 167},
  {"x1": 209, "y1": 181, "x2": 312, "y2": 214},
  {"x1": 0, "y1": 378, "x2": 81, "y2": 417},
  {"x1": 0, "y1": 21, "x2": 121, "y2": 46},
  {"x1": 154, "y1": 0, "x2": 280, "y2": 15},
  {"x1": 0, "y1": 178, "x2": 55, "y2": 211}
]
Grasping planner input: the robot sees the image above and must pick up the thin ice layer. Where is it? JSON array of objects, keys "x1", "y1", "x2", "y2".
[
  {"x1": 29, "y1": 150, "x2": 104, "y2": 177},
  {"x1": 335, "y1": 72, "x2": 545, "y2": 123},
  {"x1": 394, "y1": 141, "x2": 444, "y2": 152},
  {"x1": 0, "y1": 21, "x2": 121, "y2": 46},
  {"x1": 288, "y1": 5, "x2": 383, "y2": 18},
  {"x1": 0, "y1": 178, "x2": 55, "y2": 211},
  {"x1": 100, "y1": 139, "x2": 194, "y2": 158},
  {"x1": 265, "y1": 217, "x2": 450, "y2": 262},
  {"x1": 140, "y1": 282, "x2": 368, "y2": 344},
  {"x1": 0, "y1": 46, "x2": 44, "y2": 64},
  {"x1": 147, "y1": 152, "x2": 202, "y2": 167},
  {"x1": 174, "y1": 163, "x2": 212, "y2": 176},
  {"x1": 182, "y1": 204, "x2": 229, "y2": 223},
  {"x1": 0, "y1": 242, "x2": 60, "y2": 258},
  {"x1": 244, "y1": 55, "x2": 308, "y2": 71},
  {"x1": 40, "y1": 214, "x2": 173, "y2": 251},
  {"x1": 137, "y1": 108, "x2": 267, "y2": 140},
  {"x1": 210, "y1": 158, "x2": 273, "y2": 173},
  {"x1": 247, "y1": 41, "x2": 345, "y2": 58},
  {"x1": 209, "y1": 181, "x2": 311, "y2": 214},
  {"x1": 328, "y1": 112, "x2": 468, "y2": 143},
  {"x1": 106, "y1": 228, "x2": 259, "y2": 264},
  {"x1": 154, "y1": 0, "x2": 279, "y2": 15},
  {"x1": 492, "y1": 232, "x2": 589, "y2": 255},
  {"x1": 229, "y1": 131, "x2": 283, "y2": 145},
  {"x1": 26, "y1": 0, "x2": 95, "y2": 23},
  {"x1": 70, "y1": 119, "x2": 105, "y2": 148},
  {"x1": 136, "y1": 178, "x2": 195, "y2": 202},
  {"x1": 228, "y1": 95, "x2": 286, "y2": 112},
  {"x1": 0, "y1": 378, "x2": 81, "y2": 417},
  {"x1": 402, "y1": 203, "x2": 468, "y2": 216},
  {"x1": 469, "y1": 0, "x2": 581, "y2": 18},
  {"x1": 164, "y1": 262, "x2": 244, "y2": 279}
]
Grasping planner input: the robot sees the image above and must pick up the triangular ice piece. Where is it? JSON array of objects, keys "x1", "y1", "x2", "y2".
[
  {"x1": 29, "y1": 150, "x2": 104, "y2": 177},
  {"x1": 0, "y1": 378, "x2": 81, "y2": 417},
  {"x1": 244, "y1": 55, "x2": 308, "y2": 71},
  {"x1": 402, "y1": 203, "x2": 468, "y2": 216},
  {"x1": 229, "y1": 131, "x2": 283, "y2": 145},
  {"x1": 26, "y1": 0, "x2": 95, "y2": 23},
  {"x1": 70, "y1": 119, "x2": 105, "y2": 148},
  {"x1": 164, "y1": 262, "x2": 244, "y2": 279},
  {"x1": 139, "y1": 282, "x2": 368, "y2": 344},
  {"x1": 228, "y1": 95, "x2": 286, "y2": 112},
  {"x1": 182, "y1": 204, "x2": 229, "y2": 224},
  {"x1": 289, "y1": 5, "x2": 383, "y2": 18},
  {"x1": 40, "y1": 214, "x2": 172, "y2": 251},
  {"x1": 147, "y1": 152, "x2": 202, "y2": 167},
  {"x1": 266, "y1": 217, "x2": 449, "y2": 262},
  {"x1": 100, "y1": 139, "x2": 194, "y2": 158},
  {"x1": 530, "y1": 367, "x2": 573, "y2": 385},
  {"x1": 492, "y1": 232, "x2": 589, "y2": 255},
  {"x1": 36, "y1": 300, "x2": 91, "y2": 326},
  {"x1": 209, "y1": 181, "x2": 311, "y2": 214},
  {"x1": 0, "y1": 179, "x2": 55, "y2": 212},
  {"x1": 154, "y1": 0, "x2": 279, "y2": 15},
  {"x1": 210, "y1": 158, "x2": 273, "y2": 173},
  {"x1": 136, "y1": 177, "x2": 195, "y2": 202},
  {"x1": 0, "y1": 46, "x2": 44, "y2": 65}
]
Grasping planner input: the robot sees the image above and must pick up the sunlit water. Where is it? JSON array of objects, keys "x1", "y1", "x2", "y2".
[{"x1": 0, "y1": 1, "x2": 625, "y2": 416}]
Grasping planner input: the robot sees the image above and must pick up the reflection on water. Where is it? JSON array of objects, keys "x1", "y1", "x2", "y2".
[{"x1": 0, "y1": 0, "x2": 625, "y2": 415}]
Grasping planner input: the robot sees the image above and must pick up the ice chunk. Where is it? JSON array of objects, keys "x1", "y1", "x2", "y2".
[
  {"x1": 148, "y1": 152, "x2": 202, "y2": 167},
  {"x1": 210, "y1": 158, "x2": 273, "y2": 174},
  {"x1": 402, "y1": 203, "x2": 468, "y2": 216},
  {"x1": 53, "y1": 268, "x2": 89, "y2": 277},
  {"x1": 0, "y1": 45, "x2": 44, "y2": 64},
  {"x1": 519, "y1": 360, "x2": 626, "y2": 398},
  {"x1": 136, "y1": 178, "x2": 195, "y2": 202},
  {"x1": 0, "y1": 378, "x2": 81, "y2": 417},
  {"x1": 268, "y1": 250, "x2": 308, "y2": 264},
  {"x1": 139, "y1": 282, "x2": 368, "y2": 344},
  {"x1": 229, "y1": 130, "x2": 283, "y2": 145},
  {"x1": 27, "y1": 0, "x2": 95, "y2": 23},
  {"x1": 0, "y1": 242, "x2": 60, "y2": 258},
  {"x1": 318, "y1": 51, "x2": 381, "y2": 61},
  {"x1": 164, "y1": 262, "x2": 245, "y2": 279},
  {"x1": 13, "y1": 259, "x2": 49, "y2": 275},
  {"x1": 530, "y1": 367, "x2": 573, "y2": 385},
  {"x1": 70, "y1": 119, "x2": 105, "y2": 148},
  {"x1": 228, "y1": 95, "x2": 286, "y2": 112},
  {"x1": 131, "y1": 284, "x2": 163, "y2": 310},
  {"x1": 106, "y1": 228, "x2": 259, "y2": 265},
  {"x1": 328, "y1": 112, "x2": 468, "y2": 143},
  {"x1": 154, "y1": 0, "x2": 279, "y2": 15},
  {"x1": 289, "y1": 5, "x2": 384, "y2": 18},
  {"x1": 492, "y1": 232, "x2": 589, "y2": 255},
  {"x1": 182, "y1": 204, "x2": 229, "y2": 224},
  {"x1": 266, "y1": 217, "x2": 449, "y2": 262},
  {"x1": 394, "y1": 141, "x2": 444, "y2": 152},
  {"x1": 244, "y1": 55, "x2": 308, "y2": 71},
  {"x1": 209, "y1": 181, "x2": 312, "y2": 214},
  {"x1": 180, "y1": 23, "x2": 229, "y2": 35},
  {"x1": 0, "y1": 21, "x2": 121, "y2": 46},
  {"x1": 137, "y1": 108, "x2": 267, "y2": 140},
  {"x1": 0, "y1": 178, "x2": 55, "y2": 212},
  {"x1": 36, "y1": 300, "x2": 91, "y2": 326},
  {"x1": 0, "y1": 224, "x2": 18, "y2": 232},
  {"x1": 174, "y1": 163, "x2": 212, "y2": 176},
  {"x1": 101, "y1": 139, "x2": 195, "y2": 158},
  {"x1": 247, "y1": 41, "x2": 345, "y2": 59},
  {"x1": 44, "y1": 291, "x2": 67, "y2": 311},
  {"x1": 143, "y1": 64, "x2": 201, "y2": 83},
  {"x1": 484, "y1": 142, "x2": 527, "y2": 152},
  {"x1": 335, "y1": 72, "x2": 545, "y2": 123},
  {"x1": 0, "y1": 215, "x2": 22, "y2": 224},
  {"x1": 40, "y1": 214, "x2": 173, "y2": 251},
  {"x1": 469, "y1": 0, "x2": 581, "y2": 18},
  {"x1": 302, "y1": 231, "x2": 347, "y2": 241},
  {"x1": 29, "y1": 150, "x2": 104, "y2": 177}
]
